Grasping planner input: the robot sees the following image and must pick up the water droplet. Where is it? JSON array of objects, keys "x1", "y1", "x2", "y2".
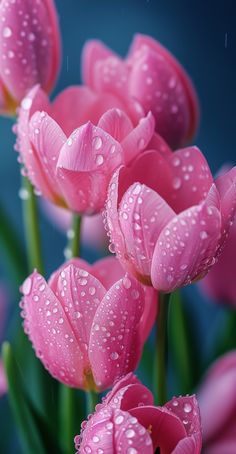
[
  {"x1": 22, "y1": 277, "x2": 32, "y2": 295},
  {"x1": 125, "y1": 429, "x2": 135, "y2": 438},
  {"x1": 110, "y1": 144, "x2": 116, "y2": 154},
  {"x1": 93, "y1": 136, "x2": 103, "y2": 150},
  {"x1": 95, "y1": 154, "x2": 104, "y2": 166},
  {"x1": 3, "y1": 27, "x2": 12, "y2": 38},
  {"x1": 172, "y1": 156, "x2": 181, "y2": 167},
  {"x1": 200, "y1": 231, "x2": 208, "y2": 239},
  {"x1": 184, "y1": 403, "x2": 192, "y2": 413},
  {"x1": 172, "y1": 177, "x2": 181, "y2": 189},
  {"x1": 58, "y1": 318, "x2": 64, "y2": 324},
  {"x1": 110, "y1": 352, "x2": 119, "y2": 360},
  {"x1": 67, "y1": 138, "x2": 73, "y2": 146},
  {"x1": 123, "y1": 276, "x2": 131, "y2": 289},
  {"x1": 138, "y1": 138, "x2": 145, "y2": 149},
  {"x1": 92, "y1": 436, "x2": 100, "y2": 443},
  {"x1": 115, "y1": 415, "x2": 124, "y2": 424}
]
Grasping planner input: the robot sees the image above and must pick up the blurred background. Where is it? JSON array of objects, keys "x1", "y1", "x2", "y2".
[{"x1": 0, "y1": 0, "x2": 235, "y2": 450}]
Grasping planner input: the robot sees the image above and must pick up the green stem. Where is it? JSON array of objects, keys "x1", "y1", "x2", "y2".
[
  {"x1": 154, "y1": 293, "x2": 170, "y2": 405},
  {"x1": 21, "y1": 177, "x2": 44, "y2": 273},
  {"x1": 86, "y1": 390, "x2": 99, "y2": 415},
  {"x1": 68, "y1": 214, "x2": 81, "y2": 258},
  {"x1": 59, "y1": 386, "x2": 77, "y2": 454},
  {"x1": 0, "y1": 200, "x2": 27, "y2": 283},
  {"x1": 169, "y1": 291, "x2": 196, "y2": 394}
]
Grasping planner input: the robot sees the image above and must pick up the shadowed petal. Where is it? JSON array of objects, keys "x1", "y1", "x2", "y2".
[{"x1": 82, "y1": 39, "x2": 116, "y2": 88}]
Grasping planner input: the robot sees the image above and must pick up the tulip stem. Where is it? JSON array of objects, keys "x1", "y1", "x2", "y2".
[
  {"x1": 68, "y1": 213, "x2": 82, "y2": 258},
  {"x1": 155, "y1": 293, "x2": 170, "y2": 406},
  {"x1": 22, "y1": 176, "x2": 44, "y2": 274},
  {"x1": 86, "y1": 390, "x2": 99, "y2": 415},
  {"x1": 59, "y1": 386, "x2": 77, "y2": 454}
]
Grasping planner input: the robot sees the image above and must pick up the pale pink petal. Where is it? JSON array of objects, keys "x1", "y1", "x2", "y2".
[
  {"x1": 198, "y1": 352, "x2": 236, "y2": 443},
  {"x1": 0, "y1": 361, "x2": 7, "y2": 397},
  {"x1": 48, "y1": 259, "x2": 92, "y2": 293},
  {"x1": 165, "y1": 146, "x2": 214, "y2": 213},
  {"x1": 128, "y1": 34, "x2": 199, "y2": 148},
  {"x1": 21, "y1": 271, "x2": 90, "y2": 388},
  {"x1": 151, "y1": 185, "x2": 222, "y2": 292},
  {"x1": 121, "y1": 112, "x2": 155, "y2": 164},
  {"x1": 215, "y1": 166, "x2": 236, "y2": 248},
  {"x1": 78, "y1": 407, "x2": 153, "y2": 453},
  {"x1": 82, "y1": 39, "x2": 116, "y2": 88},
  {"x1": 91, "y1": 256, "x2": 125, "y2": 290},
  {"x1": 92, "y1": 56, "x2": 129, "y2": 100},
  {"x1": 57, "y1": 122, "x2": 124, "y2": 214},
  {"x1": 98, "y1": 108, "x2": 133, "y2": 142},
  {"x1": 28, "y1": 111, "x2": 66, "y2": 200},
  {"x1": 0, "y1": 0, "x2": 60, "y2": 101},
  {"x1": 130, "y1": 405, "x2": 187, "y2": 452},
  {"x1": 118, "y1": 183, "x2": 175, "y2": 280},
  {"x1": 89, "y1": 276, "x2": 144, "y2": 390}
]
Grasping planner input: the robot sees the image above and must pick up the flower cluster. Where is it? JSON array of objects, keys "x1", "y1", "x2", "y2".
[{"x1": 0, "y1": 1, "x2": 236, "y2": 453}]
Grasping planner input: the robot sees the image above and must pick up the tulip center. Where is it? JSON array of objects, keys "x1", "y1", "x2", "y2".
[{"x1": 83, "y1": 367, "x2": 98, "y2": 391}]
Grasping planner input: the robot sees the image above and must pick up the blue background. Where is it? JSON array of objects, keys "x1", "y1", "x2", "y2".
[{"x1": 0, "y1": 0, "x2": 235, "y2": 450}]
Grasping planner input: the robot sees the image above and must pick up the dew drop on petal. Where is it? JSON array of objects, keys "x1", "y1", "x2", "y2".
[
  {"x1": 22, "y1": 277, "x2": 32, "y2": 295},
  {"x1": 184, "y1": 403, "x2": 192, "y2": 413}
]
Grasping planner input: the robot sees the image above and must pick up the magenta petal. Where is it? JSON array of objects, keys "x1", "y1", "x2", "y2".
[
  {"x1": 172, "y1": 435, "x2": 202, "y2": 454},
  {"x1": 82, "y1": 39, "x2": 116, "y2": 87},
  {"x1": 57, "y1": 122, "x2": 124, "y2": 213},
  {"x1": 165, "y1": 395, "x2": 201, "y2": 439},
  {"x1": 29, "y1": 111, "x2": 66, "y2": 198},
  {"x1": 89, "y1": 276, "x2": 144, "y2": 389},
  {"x1": 130, "y1": 405, "x2": 187, "y2": 453},
  {"x1": 21, "y1": 271, "x2": 90, "y2": 388},
  {"x1": 0, "y1": 361, "x2": 7, "y2": 397},
  {"x1": 215, "y1": 166, "x2": 236, "y2": 247},
  {"x1": 151, "y1": 185, "x2": 222, "y2": 292},
  {"x1": 118, "y1": 183, "x2": 175, "y2": 279},
  {"x1": 139, "y1": 286, "x2": 158, "y2": 343},
  {"x1": 0, "y1": 0, "x2": 60, "y2": 101},
  {"x1": 98, "y1": 108, "x2": 133, "y2": 142},
  {"x1": 103, "y1": 372, "x2": 140, "y2": 407},
  {"x1": 121, "y1": 112, "x2": 155, "y2": 164}
]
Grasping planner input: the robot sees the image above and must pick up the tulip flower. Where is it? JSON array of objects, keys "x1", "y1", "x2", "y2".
[
  {"x1": 75, "y1": 373, "x2": 202, "y2": 453},
  {"x1": 0, "y1": 284, "x2": 8, "y2": 396},
  {"x1": 82, "y1": 33, "x2": 199, "y2": 149},
  {"x1": 106, "y1": 146, "x2": 236, "y2": 292},
  {"x1": 41, "y1": 199, "x2": 109, "y2": 251},
  {"x1": 201, "y1": 211, "x2": 236, "y2": 308},
  {"x1": 16, "y1": 84, "x2": 155, "y2": 213},
  {"x1": 0, "y1": 0, "x2": 61, "y2": 115},
  {"x1": 198, "y1": 351, "x2": 236, "y2": 454},
  {"x1": 20, "y1": 257, "x2": 157, "y2": 391}
]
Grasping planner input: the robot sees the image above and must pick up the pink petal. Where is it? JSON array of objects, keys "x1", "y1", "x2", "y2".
[
  {"x1": 147, "y1": 132, "x2": 173, "y2": 156},
  {"x1": 0, "y1": 361, "x2": 7, "y2": 397},
  {"x1": 128, "y1": 34, "x2": 199, "y2": 148},
  {"x1": 28, "y1": 111, "x2": 66, "y2": 201},
  {"x1": 215, "y1": 166, "x2": 236, "y2": 248},
  {"x1": 165, "y1": 146, "x2": 214, "y2": 213},
  {"x1": 91, "y1": 256, "x2": 125, "y2": 290},
  {"x1": 151, "y1": 185, "x2": 222, "y2": 292},
  {"x1": 0, "y1": 0, "x2": 60, "y2": 101},
  {"x1": 21, "y1": 265, "x2": 107, "y2": 390},
  {"x1": 98, "y1": 108, "x2": 133, "y2": 142},
  {"x1": 130, "y1": 405, "x2": 187, "y2": 453},
  {"x1": 172, "y1": 435, "x2": 202, "y2": 454},
  {"x1": 48, "y1": 258, "x2": 92, "y2": 292},
  {"x1": 121, "y1": 112, "x2": 155, "y2": 164},
  {"x1": 139, "y1": 286, "x2": 158, "y2": 343},
  {"x1": 82, "y1": 39, "x2": 116, "y2": 88},
  {"x1": 89, "y1": 276, "x2": 144, "y2": 390},
  {"x1": 103, "y1": 372, "x2": 141, "y2": 406},
  {"x1": 91, "y1": 55, "x2": 129, "y2": 100},
  {"x1": 118, "y1": 183, "x2": 175, "y2": 280},
  {"x1": 56, "y1": 122, "x2": 124, "y2": 214},
  {"x1": 78, "y1": 407, "x2": 153, "y2": 454},
  {"x1": 198, "y1": 351, "x2": 236, "y2": 443},
  {"x1": 165, "y1": 395, "x2": 201, "y2": 439}
]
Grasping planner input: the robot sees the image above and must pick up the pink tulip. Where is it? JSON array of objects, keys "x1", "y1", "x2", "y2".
[
  {"x1": 41, "y1": 199, "x2": 108, "y2": 251},
  {"x1": 0, "y1": 0, "x2": 61, "y2": 115},
  {"x1": 75, "y1": 373, "x2": 202, "y2": 453},
  {"x1": 106, "y1": 146, "x2": 236, "y2": 292},
  {"x1": 0, "y1": 284, "x2": 8, "y2": 396},
  {"x1": 20, "y1": 257, "x2": 157, "y2": 391},
  {"x1": 16, "y1": 84, "x2": 155, "y2": 213},
  {"x1": 201, "y1": 210, "x2": 236, "y2": 308},
  {"x1": 82, "y1": 33, "x2": 199, "y2": 149},
  {"x1": 198, "y1": 351, "x2": 236, "y2": 454}
]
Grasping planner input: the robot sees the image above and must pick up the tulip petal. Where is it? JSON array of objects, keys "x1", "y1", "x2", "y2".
[
  {"x1": 128, "y1": 33, "x2": 199, "y2": 148},
  {"x1": 0, "y1": 0, "x2": 60, "y2": 101},
  {"x1": 89, "y1": 276, "x2": 144, "y2": 389},
  {"x1": 172, "y1": 435, "x2": 202, "y2": 454},
  {"x1": 57, "y1": 122, "x2": 124, "y2": 213},
  {"x1": 130, "y1": 405, "x2": 187, "y2": 453},
  {"x1": 98, "y1": 108, "x2": 133, "y2": 142},
  {"x1": 215, "y1": 166, "x2": 236, "y2": 248},
  {"x1": 165, "y1": 395, "x2": 201, "y2": 439},
  {"x1": 151, "y1": 185, "x2": 221, "y2": 292},
  {"x1": 103, "y1": 372, "x2": 140, "y2": 407},
  {"x1": 140, "y1": 287, "x2": 158, "y2": 343},
  {"x1": 121, "y1": 112, "x2": 155, "y2": 164},
  {"x1": 21, "y1": 271, "x2": 90, "y2": 388},
  {"x1": 92, "y1": 55, "x2": 129, "y2": 99},
  {"x1": 91, "y1": 256, "x2": 125, "y2": 290},
  {"x1": 29, "y1": 111, "x2": 66, "y2": 198},
  {"x1": 82, "y1": 39, "x2": 116, "y2": 88},
  {"x1": 118, "y1": 183, "x2": 175, "y2": 280},
  {"x1": 78, "y1": 407, "x2": 153, "y2": 453},
  {"x1": 102, "y1": 374, "x2": 154, "y2": 410},
  {"x1": 0, "y1": 361, "x2": 7, "y2": 397},
  {"x1": 147, "y1": 132, "x2": 173, "y2": 156}
]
